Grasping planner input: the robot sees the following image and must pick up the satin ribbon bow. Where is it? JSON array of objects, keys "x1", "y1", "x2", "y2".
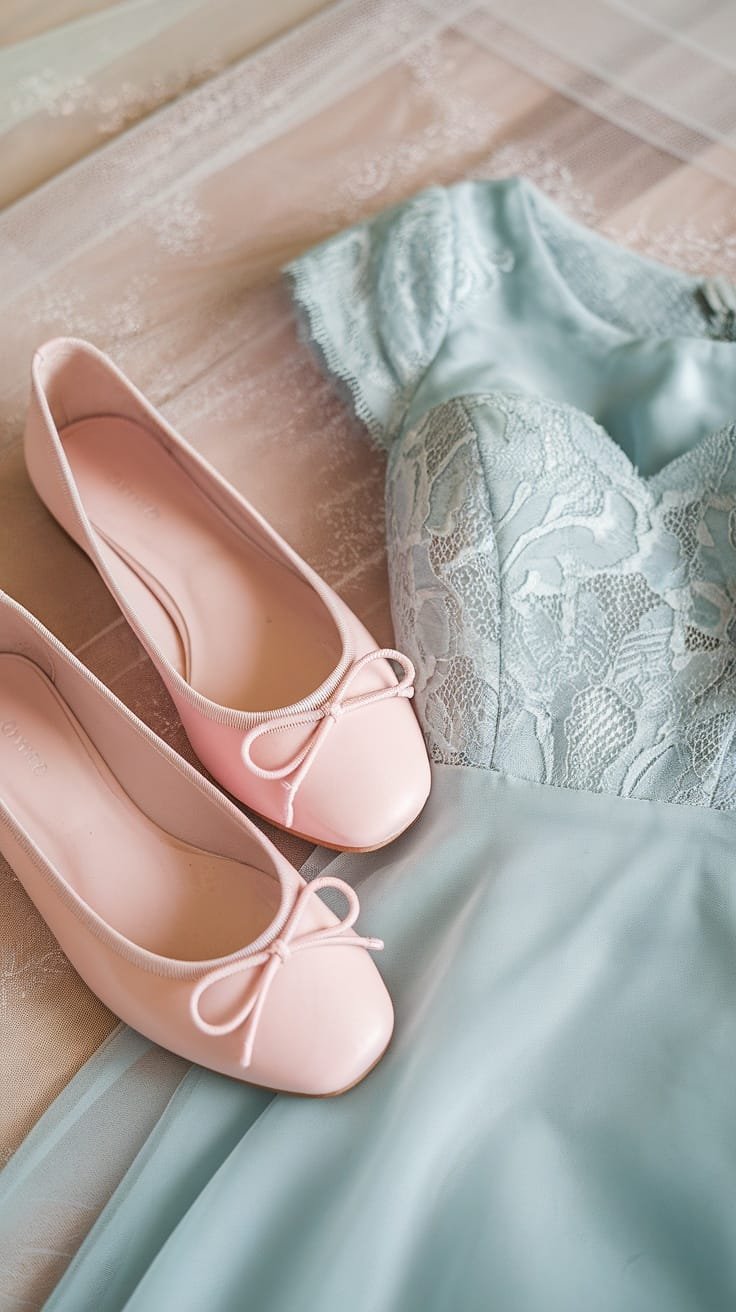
[
  {"x1": 189, "y1": 876, "x2": 383, "y2": 1068},
  {"x1": 241, "y1": 648, "x2": 416, "y2": 828}
]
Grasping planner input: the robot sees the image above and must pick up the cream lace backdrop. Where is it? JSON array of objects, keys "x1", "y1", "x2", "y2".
[{"x1": 2, "y1": 0, "x2": 736, "y2": 1302}]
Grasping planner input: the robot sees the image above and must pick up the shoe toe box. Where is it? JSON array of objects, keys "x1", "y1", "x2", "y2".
[
  {"x1": 189, "y1": 883, "x2": 394, "y2": 1097},
  {"x1": 246, "y1": 940, "x2": 394, "y2": 1096},
  {"x1": 292, "y1": 694, "x2": 431, "y2": 851}
]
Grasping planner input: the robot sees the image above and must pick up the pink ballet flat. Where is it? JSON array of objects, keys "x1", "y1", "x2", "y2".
[
  {"x1": 0, "y1": 592, "x2": 393, "y2": 1096},
  {"x1": 24, "y1": 338, "x2": 431, "y2": 851}
]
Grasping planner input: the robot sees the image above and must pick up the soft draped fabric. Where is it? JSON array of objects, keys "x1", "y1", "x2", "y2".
[
  {"x1": 37, "y1": 179, "x2": 736, "y2": 1311},
  {"x1": 38, "y1": 771, "x2": 736, "y2": 1312}
]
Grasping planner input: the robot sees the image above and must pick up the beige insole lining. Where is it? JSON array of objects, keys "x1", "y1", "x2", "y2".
[
  {"x1": 0, "y1": 654, "x2": 277, "y2": 961},
  {"x1": 61, "y1": 417, "x2": 342, "y2": 710}
]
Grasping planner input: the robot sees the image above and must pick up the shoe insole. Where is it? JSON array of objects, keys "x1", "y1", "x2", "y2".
[
  {"x1": 60, "y1": 417, "x2": 342, "y2": 711},
  {"x1": 0, "y1": 654, "x2": 278, "y2": 961}
]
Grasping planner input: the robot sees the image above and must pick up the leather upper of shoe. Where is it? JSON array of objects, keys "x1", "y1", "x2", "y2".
[
  {"x1": 181, "y1": 603, "x2": 431, "y2": 850},
  {"x1": 189, "y1": 874, "x2": 394, "y2": 1093},
  {"x1": 24, "y1": 337, "x2": 431, "y2": 849},
  {"x1": 0, "y1": 592, "x2": 393, "y2": 1095}
]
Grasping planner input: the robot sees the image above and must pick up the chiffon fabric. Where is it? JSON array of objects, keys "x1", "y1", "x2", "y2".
[
  {"x1": 4, "y1": 2, "x2": 736, "y2": 1308},
  {"x1": 21, "y1": 178, "x2": 736, "y2": 1311}
]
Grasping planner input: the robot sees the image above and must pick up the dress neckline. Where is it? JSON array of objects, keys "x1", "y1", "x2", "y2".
[{"x1": 509, "y1": 176, "x2": 736, "y2": 484}]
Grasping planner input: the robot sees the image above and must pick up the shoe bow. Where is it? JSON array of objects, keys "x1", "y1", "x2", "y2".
[
  {"x1": 241, "y1": 648, "x2": 415, "y2": 828},
  {"x1": 190, "y1": 876, "x2": 384, "y2": 1068}
]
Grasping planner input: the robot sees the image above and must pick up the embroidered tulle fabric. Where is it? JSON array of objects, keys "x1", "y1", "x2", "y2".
[{"x1": 289, "y1": 177, "x2": 736, "y2": 808}]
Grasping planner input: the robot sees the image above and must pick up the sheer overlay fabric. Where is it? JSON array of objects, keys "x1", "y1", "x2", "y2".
[{"x1": 2, "y1": 1, "x2": 736, "y2": 1306}]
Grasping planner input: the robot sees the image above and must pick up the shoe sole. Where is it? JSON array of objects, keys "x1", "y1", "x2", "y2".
[
  {"x1": 247, "y1": 794, "x2": 429, "y2": 854},
  {"x1": 246, "y1": 1033, "x2": 392, "y2": 1098}
]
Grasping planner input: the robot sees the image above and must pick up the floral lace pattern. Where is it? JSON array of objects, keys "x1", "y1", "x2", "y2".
[
  {"x1": 288, "y1": 188, "x2": 456, "y2": 448},
  {"x1": 388, "y1": 392, "x2": 736, "y2": 808}
]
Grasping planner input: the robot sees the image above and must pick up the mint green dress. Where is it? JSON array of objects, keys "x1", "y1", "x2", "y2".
[{"x1": 6, "y1": 177, "x2": 736, "y2": 1311}]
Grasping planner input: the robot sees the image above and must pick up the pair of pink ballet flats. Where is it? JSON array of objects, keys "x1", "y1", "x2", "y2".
[{"x1": 1, "y1": 339, "x2": 430, "y2": 1096}]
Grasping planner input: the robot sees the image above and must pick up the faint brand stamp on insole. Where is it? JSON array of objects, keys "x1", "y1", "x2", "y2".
[
  {"x1": 109, "y1": 472, "x2": 160, "y2": 518},
  {"x1": 1, "y1": 720, "x2": 49, "y2": 775}
]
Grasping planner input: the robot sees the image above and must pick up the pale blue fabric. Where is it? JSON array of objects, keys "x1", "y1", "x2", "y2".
[
  {"x1": 36, "y1": 772, "x2": 736, "y2": 1311},
  {"x1": 12, "y1": 177, "x2": 736, "y2": 1310}
]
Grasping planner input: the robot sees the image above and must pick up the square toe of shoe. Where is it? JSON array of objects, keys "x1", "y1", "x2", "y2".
[
  {"x1": 241, "y1": 944, "x2": 394, "y2": 1096},
  {"x1": 292, "y1": 697, "x2": 431, "y2": 851}
]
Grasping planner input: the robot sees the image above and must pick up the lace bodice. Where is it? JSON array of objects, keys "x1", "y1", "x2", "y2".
[{"x1": 288, "y1": 177, "x2": 736, "y2": 807}]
